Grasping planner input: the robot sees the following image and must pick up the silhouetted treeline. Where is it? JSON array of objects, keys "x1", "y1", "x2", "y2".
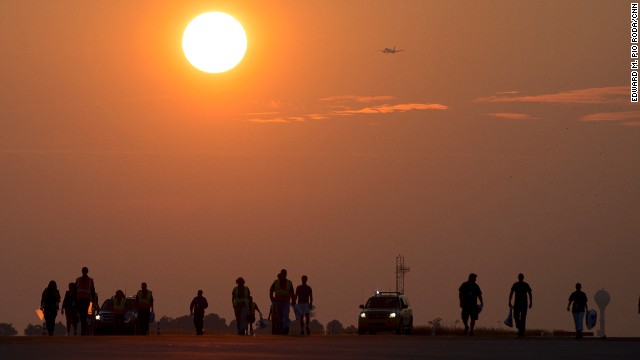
[
  {"x1": 159, "y1": 314, "x2": 328, "y2": 335},
  {"x1": 16, "y1": 316, "x2": 346, "y2": 336}
]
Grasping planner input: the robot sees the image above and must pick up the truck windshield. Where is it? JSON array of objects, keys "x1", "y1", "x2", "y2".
[
  {"x1": 100, "y1": 300, "x2": 114, "y2": 310},
  {"x1": 366, "y1": 297, "x2": 400, "y2": 309}
]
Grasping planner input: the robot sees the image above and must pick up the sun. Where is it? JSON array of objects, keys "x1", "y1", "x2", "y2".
[{"x1": 182, "y1": 12, "x2": 247, "y2": 73}]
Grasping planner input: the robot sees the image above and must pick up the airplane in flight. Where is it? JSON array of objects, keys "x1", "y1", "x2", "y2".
[{"x1": 378, "y1": 46, "x2": 404, "y2": 54}]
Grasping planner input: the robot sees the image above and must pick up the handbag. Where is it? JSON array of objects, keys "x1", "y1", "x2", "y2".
[
  {"x1": 504, "y1": 307, "x2": 513, "y2": 327},
  {"x1": 257, "y1": 314, "x2": 266, "y2": 329}
]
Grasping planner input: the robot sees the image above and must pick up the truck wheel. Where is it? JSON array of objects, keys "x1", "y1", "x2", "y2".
[
  {"x1": 405, "y1": 318, "x2": 413, "y2": 335},
  {"x1": 395, "y1": 318, "x2": 404, "y2": 335}
]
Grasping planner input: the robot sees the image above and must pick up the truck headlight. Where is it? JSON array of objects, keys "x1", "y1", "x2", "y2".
[
  {"x1": 360, "y1": 312, "x2": 366, "y2": 318},
  {"x1": 389, "y1": 313, "x2": 396, "y2": 318},
  {"x1": 95, "y1": 315, "x2": 101, "y2": 321}
]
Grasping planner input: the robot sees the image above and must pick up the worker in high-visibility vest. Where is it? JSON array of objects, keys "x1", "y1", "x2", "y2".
[
  {"x1": 269, "y1": 269, "x2": 296, "y2": 335},
  {"x1": 112, "y1": 290, "x2": 126, "y2": 332},
  {"x1": 232, "y1": 277, "x2": 251, "y2": 335},
  {"x1": 135, "y1": 282, "x2": 154, "y2": 335},
  {"x1": 75, "y1": 267, "x2": 97, "y2": 336}
]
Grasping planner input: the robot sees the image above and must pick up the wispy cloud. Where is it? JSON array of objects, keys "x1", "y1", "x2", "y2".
[
  {"x1": 488, "y1": 112, "x2": 535, "y2": 120},
  {"x1": 307, "y1": 114, "x2": 329, "y2": 120},
  {"x1": 476, "y1": 86, "x2": 628, "y2": 104},
  {"x1": 243, "y1": 111, "x2": 281, "y2": 116},
  {"x1": 320, "y1": 95, "x2": 396, "y2": 103},
  {"x1": 581, "y1": 110, "x2": 640, "y2": 122},
  {"x1": 245, "y1": 95, "x2": 449, "y2": 123},
  {"x1": 247, "y1": 116, "x2": 305, "y2": 123},
  {"x1": 333, "y1": 103, "x2": 449, "y2": 115}
]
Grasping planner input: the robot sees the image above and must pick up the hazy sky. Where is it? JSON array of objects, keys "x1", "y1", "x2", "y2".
[{"x1": 1, "y1": 1, "x2": 639, "y2": 336}]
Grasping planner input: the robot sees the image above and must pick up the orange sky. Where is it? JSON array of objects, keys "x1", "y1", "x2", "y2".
[{"x1": 1, "y1": 1, "x2": 639, "y2": 336}]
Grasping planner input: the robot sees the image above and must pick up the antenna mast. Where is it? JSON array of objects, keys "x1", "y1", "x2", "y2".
[{"x1": 395, "y1": 255, "x2": 410, "y2": 294}]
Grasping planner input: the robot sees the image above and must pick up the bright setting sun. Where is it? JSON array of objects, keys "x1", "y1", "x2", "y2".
[{"x1": 182, "y1": 12, "x2": 247, "y2": 73}]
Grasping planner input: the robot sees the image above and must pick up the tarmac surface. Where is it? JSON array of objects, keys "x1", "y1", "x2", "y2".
[{"x1": 1, "y1": 335, "x2": 638, "y2": 360}]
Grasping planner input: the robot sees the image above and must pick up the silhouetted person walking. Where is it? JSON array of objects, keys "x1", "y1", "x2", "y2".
[
  {"x1": 268, "y1": 301, "x2": 279, "y2": 334},
  {"x1": 75, "y1": 267, "x2": 97, "y2": 335},
  {"x1": 270, "y1": 269, "x2": 295, "y2": 335},
  {"x1": 232, "y1": 277, "x2": 251, "y2": 335},
  {"x1": 41, "y1": 280, "x2": 61, "y2": 336},
  {"x1": 509, "y1": 273, "x2": 532, "y2": 337},
  {"x1": 136, "y1": 282, "x2": 154, "y2": 335},
  {"x1": 246, "y1": 296, "x2": 262, "y2": 335},
  {"x1": 567, "y1": 282, "x2": 588, "y2": 339},
  {"x1": 112, "y1": 290, "x2": 127, "y2": 333},
  {"x1": 295, "y1": 275, "x2": 313, "y2": 335},
  {"x1": 459, "y1": 273, "x2": 483, "y2": 336},
  {"x1": 190, "y1": 290, "x2": 208, "y2": 335},
  {"x1": 61, "y1": 282, "x2": 78, "y2": 336}
]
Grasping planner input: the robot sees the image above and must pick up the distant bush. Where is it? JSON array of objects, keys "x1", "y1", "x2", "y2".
[
  {"x1": 343, "y1": 325, "x2": 358, "y2": 335},
  {"x1": 326, "y1": 320, "x2": 344, "y2": 335},
  {"x1": 23, "y1": 322, "x2": 67, "y2": 336},
  {"x1": 0, "y1": 323, "x2": 17, "y2": 336},
  {"x1": 24, "y1": 323, "x2": 44, "y2": 336}
]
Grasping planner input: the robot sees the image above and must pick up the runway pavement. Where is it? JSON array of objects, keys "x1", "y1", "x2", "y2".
[{"x1": 1, "y1": 335, "x2": 638, "y2": 360}]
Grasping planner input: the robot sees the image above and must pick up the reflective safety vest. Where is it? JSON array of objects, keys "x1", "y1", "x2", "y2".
[
  {"x1": 76, "y1": 276, "x2": 94, "y2": 300},
  {"x1": 112, "y1": 296, "x2": 126, "y2": 314},
  {"x1": 233, "y1": 286, "x2": 249, "y2": 306},
  {"x1": 272, "y1": 279, "x2": 293, "y2": 298},
  {"x1": 136, "y1": 290, "x2": 153, "y2": 308}
]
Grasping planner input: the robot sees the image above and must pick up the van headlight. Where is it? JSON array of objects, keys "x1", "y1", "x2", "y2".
[
  {"x1": 95, "y1": 314, "x2": 101, "y2": 321},
  {"x1": 360, "y1": 312, "x2": 366, "y2": 318},
  {"x1": 389, "y1": 312, "x2": 396, "y2": 318}
]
